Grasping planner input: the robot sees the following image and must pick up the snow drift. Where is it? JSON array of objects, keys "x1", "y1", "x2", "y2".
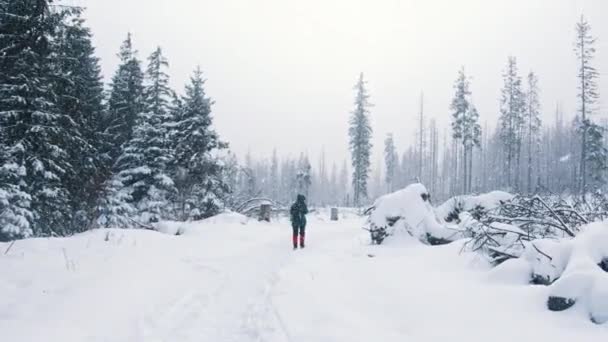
[{"x1": 154, "y1": 211, "x2": 249, "y2": 235}]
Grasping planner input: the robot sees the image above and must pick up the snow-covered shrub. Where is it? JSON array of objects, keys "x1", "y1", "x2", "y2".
[{"x1": 364, "y1": 184, "x2": 458, "y2": 245}]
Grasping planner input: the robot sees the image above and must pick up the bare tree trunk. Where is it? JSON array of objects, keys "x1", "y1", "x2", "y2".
[
  {"x1": 468, "y1": 146, "x2": 474, "y2": 193},
  {"x1": 463, "y1": 145, "x2": 468, "y2": 193},
  {"x1": 515, "y1": 140, "x2": 522, "y2": 192},
  {"x1": 528, "y1": 107, "x2": 533, "y2": 194},
  {"x1": 580, "y1": 37, "x2": 587, "y2": 194}
]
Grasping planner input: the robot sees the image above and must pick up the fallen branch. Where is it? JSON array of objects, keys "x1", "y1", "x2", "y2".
[
  {"x1": 126, "y1": 217, "x2": 155, "y2": 230},
  {"x1": 4, "y1": 240, "x2": 15, "y2": 255},
  {"x1": 534, "y1": 196, "x2": 575, "y2": 237},
  {"x1": 486, "y1": 246, "x2": 519, "y2": 260},
  {"x1": 531, "y1": 243, "x2": 553, "y2": 262}
]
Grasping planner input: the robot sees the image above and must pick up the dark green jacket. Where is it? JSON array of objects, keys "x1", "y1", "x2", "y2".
[{"x1": 290, "y1": 195, "x2": 308, "y2": 228}]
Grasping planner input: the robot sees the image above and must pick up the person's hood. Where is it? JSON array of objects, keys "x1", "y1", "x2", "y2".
[{"x1": 297, "y1": 194, "x2": 306, "y2": 203}]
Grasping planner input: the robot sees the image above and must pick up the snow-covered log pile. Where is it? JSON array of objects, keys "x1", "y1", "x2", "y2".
[
  {"x1": 492, "y1": 223, "x2": 608, "y2": 324},
  {"x1": 364, "y1": 183, "x2": 459, "y2": 245},
  {"x1": 449, "y1": 194, "x2": 608, "y2": 324},
  {"x1": 367, "y1": 186, "x2": 608, "y2": 324},
  {"x1": 545, "y1": 223, "x2": 608, "y2": 323},
  {"x1": 451, "y1": 195, "x2": 604, "y2": 265},
  {"x1": 435, "y1": 191, "x2": 514, "y2": 223}
]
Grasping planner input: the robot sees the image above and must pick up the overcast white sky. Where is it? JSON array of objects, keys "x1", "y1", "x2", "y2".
[{"x1": 78, "y1": 0, "x2": 608, "y2": 166}]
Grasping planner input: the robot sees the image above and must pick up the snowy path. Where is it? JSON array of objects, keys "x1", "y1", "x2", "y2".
[
  {"x1": 273, "y1": 221, "x2": 607, "y2": 341},
  {"x1": 1, "y1": 212, "x2": 606, "y2": 341}
]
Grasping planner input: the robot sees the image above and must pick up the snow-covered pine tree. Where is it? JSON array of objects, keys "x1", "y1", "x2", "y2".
[
  {"x1": 94, "y1": 175, "x2": 135, "y2": 228},
  {"x1": 465, "y1": 105, "x2": 481, "y2": 193},
  {"x1": 296, "y1": 153, "x2": 312, "y2": 198},
  {"x1": 585, "y1": 122, "x2": 608, "y2": 188},
  {"x1": 0, "y1": 148, "x2": 32, "y2": 240},
  {"x1": 450, "y1": 67, "x2": 480, "y2": 194},
  {"x1": 417, "y1": 93, "x2": 426, "y2": 183},
  {"x1": 130, "y1": 47, "x2": 176, "y2": 222},
  {"x1": 575, "y1": 15, "x2": 601, "y2": 193},
  {"x1": 240, "y1": 152, "x2": 258, "y2": 202},
  {"x1": 270, "y1": 149, "x2": 279, "y2": 201},
  {"x1": 428, "y1": 119, "x2": 439, "y2": 194},
  {"x1": 524, "y1": 72, "x2": 542, "y2": 194},
  {"x1": 0, "y1": 0, "x2": 78, "y2": 237},
  {"x1": 329, "y1": 162, "x2": 338, "y2": 205},
  {"x1": 499, "y1": 57, "x2": 525, "y2": 190},
  {"x1": 96, "y1": 47, "x2": 176, "y2": 226},
  {"x1": 384, "y1": 133, "x2": 397, "y2": 192},
  {"x1": 340, "y1": 160, "x2": 349, "y2": 206},
  {"x1": 317, "y1": 149, "x2": 328, "y2": 205},
  {"x1": 348, "y1": 73, "x2": 373, "y2": 207},
  {"x1": 106, "y1": 33, "x2": 144, "y2": 159},
  {"x1": 371, "y1": 159, "x2": 383, "y2": 199},
  {"x1": 222, "y1": 152, "x2": 241, "y2": 209},
  {"x1": 52, "y1": 6, "x2": 108, "y2": 231},
  {"x1": 172, "y1": 67, "x2": 227, "y2": 220}
]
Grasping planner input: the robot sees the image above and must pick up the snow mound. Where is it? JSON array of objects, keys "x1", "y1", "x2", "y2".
[
  {"x1": 365, "y1": 183, "x2": 457, "y2": 244},
  {"x1": 546, "y1": 222, "x2": 608, "y2": 323},
  {"x1": 523, "y1": 239, "x2": 573, "y2": 285},
  {"x1": 487, "y1": 257, "x2": 533, "y2": 285},
  {"x1": 155, "y1": 211, "x2": 249, "y2": 235},
  {"x1": 201, "y1": 211, "x2": 249, "y2": 225},
  {"x1": 488, "y1": 220, "x2": 608, "y2": 324}
]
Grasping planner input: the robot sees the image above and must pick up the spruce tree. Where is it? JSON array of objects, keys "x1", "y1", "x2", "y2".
[
  {"x1": 222, "y1": 152, "x2": 240, "y2": 208},
  {"x1": 384, "y1": 133, "x2": 397, "y2": 192},
  {"x1": 94, "y1": 175, "x2": 135, "y2": 228},
  {"x1": 270, "y1": 149, "x2": 279, "y2": 201},
  {"x1": 499, "y1": 57, "x2": 525, "y2": 190},
  {"x1": 131, "y1": 47, "x2": 176, "y2": 222},
  {"x1": 349, "y1": 73, "x2": 373, "y2": 207},
  {"x1": 173, "y1": 67, "x2": 227, "y2": 220},
  {"x1": 52, "y1": 7, "x2": 108, "y2": 230},
  {"x1": 575, "y1": 15, "x2": 601, "y2": 193},
  {"x1": 96, "y1": 47, "x2": 177, "y2": 226},
  {"x1": 329, "y1": 162, "x2": 338, "y2": 205},
  {"x1": 524, "y1": 72, "x2": 542, "y2": 194},
  {"x1": 106, "y1": 33, "x2": 144, "y2": 159},
  {"x1": 451, "y1": 67, "x2": 480, "y2": 193},
  {"x1": 585, "y1": 123, "x2": 607, "y2": 188},
  {"x1": 296, "y1": 153, "x2": 312, "y2": 198},
  {"x1": 0, "y1": 0, "x2": 76, "y2": 237}
]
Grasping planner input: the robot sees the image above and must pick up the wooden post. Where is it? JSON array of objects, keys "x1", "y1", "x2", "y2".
[
  {"x1": 330, "y1": 207, "x2": 339, "y2": 221},
  {"x1": 259, "y1": 204, "x2": 271, "y2": 222}
]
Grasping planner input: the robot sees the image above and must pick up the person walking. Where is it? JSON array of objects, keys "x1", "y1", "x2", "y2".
[{"x1": 290, "y1": 194, "x2": 308, "y2": 249}]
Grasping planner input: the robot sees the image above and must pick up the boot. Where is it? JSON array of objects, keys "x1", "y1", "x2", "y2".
[
  {"x1": 293, "y1": 234, "x2": 298, "y2": 249},
  {"x1": 300, "y1": 234, "x2": 305, "y2": 248}
]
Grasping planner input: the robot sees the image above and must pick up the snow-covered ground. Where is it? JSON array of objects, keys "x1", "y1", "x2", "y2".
[{"x1": 1, "y1": 210, "x2": 606, "y2": 341}]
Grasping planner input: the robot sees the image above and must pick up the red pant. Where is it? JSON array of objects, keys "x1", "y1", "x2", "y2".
[{"x1": 292, "y1": 225, "x2": 305, "y2": 246}]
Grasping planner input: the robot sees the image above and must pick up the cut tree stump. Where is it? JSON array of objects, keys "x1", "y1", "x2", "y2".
[
  {"x1": 330, "y1": 208, "x2": 339, "y2": 221},
  {"x1": 259, "y1": 204, "x2": 271, "y2": 222}
]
